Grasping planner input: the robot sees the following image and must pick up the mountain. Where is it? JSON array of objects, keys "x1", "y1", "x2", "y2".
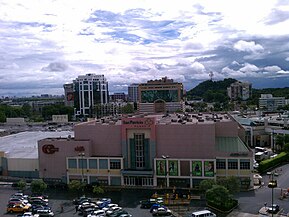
[{"x1": 186, "y1": 78, "x2": 237, "y2": 102}]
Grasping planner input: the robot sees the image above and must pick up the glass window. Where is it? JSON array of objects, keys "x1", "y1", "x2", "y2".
[
  {"x1": 99, "y1": 159, "x2": 108, "y2": 169},
  {"x1": 135, "y1": 134, "x2": 145, "y2": 169},
  {"x1": 240, "y1": 159, "x2": 250, "y2": 170},
  {"x1": 79, "y1": 159, "x2": 87, "y2": 169},
  {"x1": 216, "y1": 159, "x2": 226, "y2": 169},
  {"x1": 110, "y1": 159, "x2": 121, "y2": 169},
  {"x1": 228, "y1": 159, "x2": 238, "y2": 169},
  {"x1": 68, "y1": 159, "x2": 77, "y2": 168},
  {"x1": 89, "y1": 159, "x2": 97, "y2": 169}
]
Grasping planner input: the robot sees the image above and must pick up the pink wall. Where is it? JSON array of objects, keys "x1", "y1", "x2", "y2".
[
  {"x1": 156, "y1": 123, "x2": 216, "y2": 158},
  {"x1": 74, "y1": 123, "x2": 122, "y2": 156},
  {"x1": 215, "y1": 121, "x2": 239, "y2": 137},
  {"x1": 38, "y1": 139, "x2": 91, "y2": 179}
]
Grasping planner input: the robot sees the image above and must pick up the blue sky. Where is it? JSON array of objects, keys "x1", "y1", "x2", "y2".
[{"x1": 0, "y1": 0, "x2": 289, "y2": 96}]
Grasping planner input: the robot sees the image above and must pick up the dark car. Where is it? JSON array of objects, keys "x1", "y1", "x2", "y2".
[
  {"x1": 267, "y1": 204, "x2": 280, "y2": 214},
  {"x1": 30, "y1": 199, "x2": 49, "y2": 207},
  {"x1": 73, "y1": 196, "x2": 91, "y2": 205},
  {"x1": 82, "y1": 207, "x2": 98, "y2": 217},
  {"x1": 150, "y1": 204, "x2": 167, "y2": 213},
  {"x1": 140, "y1": 199, "x2": 158, "y2": 209}
]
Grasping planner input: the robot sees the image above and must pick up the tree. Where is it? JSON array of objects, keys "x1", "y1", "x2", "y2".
[
  {"x1": 199, "y1": 179, "x2": 216, "y2": 193},
  {"x1": 206, "y1": 185, "x2": 231, "y2": 206},
  {"x1": 68, "y1": 180, "x2": 86, "y2": 196},
  {"x1": 93, "y1": 186, "x2": 105, "y2": 195},
  {"x1": 17, "y1": 179, "x2": 27, "y2": 191},
  {"x1": 217, "y1": 176, "x2": 241, "y2": 194},
  {"x1": 121, "y1": 103, "x2": 134, "y2": 114},
  {"x1": 0, "y1": 111, "x2": 6, "y2": 122},
  {"x1": 31, "y1": 179, "x2": 47, "y2": 194},
  {"x1": 283, "y1": 143, "x2": 289, "y2": 153}
]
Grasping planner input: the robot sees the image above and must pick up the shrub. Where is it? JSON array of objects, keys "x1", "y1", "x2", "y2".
[{"x1": 258, "y1": 152, "x2": 289, "y2": 173}]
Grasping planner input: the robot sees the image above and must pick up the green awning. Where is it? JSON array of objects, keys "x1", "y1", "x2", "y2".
[{"x1": 216, "y1": 137, "x2": 249, "y2": 153}]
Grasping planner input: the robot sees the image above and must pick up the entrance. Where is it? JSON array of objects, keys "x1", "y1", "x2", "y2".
[{"x1": 154, "y1": 100, "x2": 165, "y2": 113}]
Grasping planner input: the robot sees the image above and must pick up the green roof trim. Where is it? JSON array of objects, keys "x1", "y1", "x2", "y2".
[{"x1": 216, "y1": 137, "x2": 249, "y2": 153}]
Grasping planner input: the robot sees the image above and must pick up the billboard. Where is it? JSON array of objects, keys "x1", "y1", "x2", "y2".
[
  {"x1": 141, "y1": 89, "x2": 178, "y2": 103},
  {"x1": 204, "y1": 161, "x2": 214, "y2": 177},
  {"x1": 156, "y1": 160, "x2": 166, "y2": 176},
  {"x1": 192, "y1": 161, "x2": 202, "y2": 176},
  {"x1": 168, "y1": 160, "x2": 178, "y2": 176}
]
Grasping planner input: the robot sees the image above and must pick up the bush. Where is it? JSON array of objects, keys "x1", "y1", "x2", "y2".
[{"x1": 258, "y1": 152, "x2": 289, "y2": 173}]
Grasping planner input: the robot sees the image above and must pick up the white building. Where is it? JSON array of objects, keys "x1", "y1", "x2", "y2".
[
  {"x1": 227, "y1": 81, "x2": 252, "y2": 101},
  {"x1": 73, "y1": 74, "x2": 109, "y2": 117},
  {"x1": 259, "y1": 94, "x2": 285, "y2": 111},
  {"x1": 128, "y1": 83, "x2": 139, "y2": 103}
]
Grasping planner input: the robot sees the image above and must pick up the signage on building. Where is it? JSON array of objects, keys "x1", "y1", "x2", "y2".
[
  {"x1": 122, "y1": 118, "x2": 154, "y2": 128},
  {"x1": 230, "y1": 152, "x2": 248, "y2": 157},
  {"x1": 42, "y1": 144, "x2": 59, "y2": 154},
  {"x1": 75, "y1": 146, "x2": 85, "y2": 152}
]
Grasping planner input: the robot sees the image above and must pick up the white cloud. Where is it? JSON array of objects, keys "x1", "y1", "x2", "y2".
[
  {"x1": 233, "y1": 40, "x2": 264, "y2": 53},
  {"x1": 0, "y1": 0, "x2": 288, "y2": 96}
]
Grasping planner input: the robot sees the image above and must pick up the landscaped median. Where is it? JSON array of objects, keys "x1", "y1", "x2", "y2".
[{"x1": 258, "y1": 152, "x2": 289, "y2": 174}]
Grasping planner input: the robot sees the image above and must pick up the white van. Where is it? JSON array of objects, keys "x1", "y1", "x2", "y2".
[
  {"x1": 255, "y1": 146, "x2": 266, "y2": 153},
  {"x1": 191, "y1": 210, "x2": 217, "y2": 217}
]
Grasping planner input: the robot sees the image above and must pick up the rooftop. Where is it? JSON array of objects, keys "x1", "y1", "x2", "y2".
[{"x1": 0, "y1": 131, "x2": 74, "y2": 159}]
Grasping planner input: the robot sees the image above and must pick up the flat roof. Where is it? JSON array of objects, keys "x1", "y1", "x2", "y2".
[{"x1": 0, "y1": 131, "x2": 74, "y2": 159}]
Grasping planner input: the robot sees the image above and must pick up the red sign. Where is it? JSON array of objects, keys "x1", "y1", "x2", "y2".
[
  {"x1": 75, "y1": 146, "x2": 85, "y2": 152},
  {"x1": 42, "y1": 144, "x2": 59, "y2": 154}
]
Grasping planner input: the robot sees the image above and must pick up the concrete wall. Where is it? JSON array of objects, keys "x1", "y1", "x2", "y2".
[{"x1": 74, "y1": 122, "x2": 122, "y2": 157}]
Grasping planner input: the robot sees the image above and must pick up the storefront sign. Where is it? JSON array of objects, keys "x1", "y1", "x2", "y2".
[
  {"x1": 122, "y1": 118, "x2": 154, "y2": 128},
  {"x1": 230, "y1": 152, "x2": 248, "y2": 157},
  {"x1": 204, "y1": 161, "x2": 214, "y2": 177},
  {"x1": 75, "y1": 146, "x2": 85, "y2": 152},
  {"x1": 42, "y1": 144, "x2": 59, "y2": 154},
  {"x1": 192, "y1": 161, "x2": 202, "y2": 176}
]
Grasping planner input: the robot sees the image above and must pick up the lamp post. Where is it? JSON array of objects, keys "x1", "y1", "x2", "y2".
[
  {"x1": 162, "y1": 155, "x2": 170, "y2": 188},
  {"x1": 78, "y1": 152, "x2": 85, "y2": 183},
  {"x1": 268, "y1": 171, "x2": 277, "y2": 217}
]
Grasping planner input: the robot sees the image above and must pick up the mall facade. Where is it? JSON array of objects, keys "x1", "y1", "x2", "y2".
[{"x1": 38, "y1": 113, "x2": 254, "y2": 189}]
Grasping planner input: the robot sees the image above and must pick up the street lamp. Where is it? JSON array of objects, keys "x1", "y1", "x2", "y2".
[
  {"x1": 268, "y1": 171, "x2": 277, "y2": 217},
  {"x1": 78, "y1": 152, "x2": 85, "y2": 183},
  {"x1": 162, "y1": 155, "x2": 170, "y2": 188}
]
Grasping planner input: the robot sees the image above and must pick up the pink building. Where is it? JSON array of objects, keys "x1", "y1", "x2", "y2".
[{"x1": 38, "y1": 113, "x2": 254, "y2": 189}]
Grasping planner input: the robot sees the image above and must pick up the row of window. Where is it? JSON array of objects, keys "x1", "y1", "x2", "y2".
[
  {"x1": 68, "y1": 159, "x2": 121, "y2": 170},
  {"x1": 216, "y1": 159, "x2": 250, "y2": 170}
]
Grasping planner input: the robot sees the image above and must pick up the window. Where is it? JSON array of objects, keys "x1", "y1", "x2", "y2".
[
  {"x1": 68, "y1": 159, "x2": 77, "y2": 169},
  {"x1": 135, "y1": 134, "x2": 145, "y2": 169},
  {"x1": 240, "y1": 159, "x2": 250, "y2": 170},
  {"x1": 99, "y1": 159, "x2": 108, "y2": 169},
  {"x1": 89, "y1": 159, "x2": 97, "y2": 169},
  {"x1": 228, "y1": 159, "x2": 238, "y2": 169},
  {"x1": 110, "y1": 160, "x2": 121, "y2": 169},
  {"x1": 216, "y1": 159, "x2": 226, "y2": 169},
  {"x1": 79, "y1": 159, "x2": 87, "y2": 169}
]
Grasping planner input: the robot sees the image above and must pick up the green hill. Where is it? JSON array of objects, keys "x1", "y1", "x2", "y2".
[{"x1": 186, "y1": 78, "x2": 237, "y2": 102}]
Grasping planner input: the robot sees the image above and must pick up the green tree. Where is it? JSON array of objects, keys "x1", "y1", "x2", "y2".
[
  {"x1": 283, "y1": 143, "x2": 289, "y2": 153},
  {"x1": 93, "y1": 186, "x2": 105, "y2": 195},
  {"x1": 206, "y1": 185, "x2": 231, "y2": 206},
  {"x1": 0, "y1": 111, "x2": 6, "y2": 122},
  {"x1": 217, "y1": 176, "x2": 240, "y2": 194},
  {"x1": 275, "y1": 134, "x2": 285, "y2": 150},
  {"x1": 121, "y1": 103, "x2": 134, "y2": 114},
  {"x1": 21, "y1": 103, "x2": 32, "y2": 118},
  {"x1": 30, "y1": 179, "x2": 47, "y2": 194},
  {"x1": 68, "y1": 180, "x2": 86, "y2": 196},
  {"x1": 199, "y1": 179, "x2": 216, "y2": 193},
  {"x1": 17, "y1": 179, "x2": 27, "y2": 191}
]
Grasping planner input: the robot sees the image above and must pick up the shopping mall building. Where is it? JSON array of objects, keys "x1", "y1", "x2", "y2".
[{"x1": 38, "y1": 113, "x2": 254, "y2": 189}]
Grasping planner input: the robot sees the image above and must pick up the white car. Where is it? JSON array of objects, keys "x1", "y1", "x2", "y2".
[
  {"x1": 87, "y1": 209, "x2": 106, "y2": 217},
  {"x1": 105, "y1": 206, "x2": 122, "y2": 215},
  {"x1": 102, "y1": 203, "x2": 118, "y2": 212},
  {"x1": 152, "y1": 207, "x2": 172, "y2": 216}
]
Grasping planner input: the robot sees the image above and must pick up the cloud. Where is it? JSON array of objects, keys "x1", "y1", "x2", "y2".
[
  {"x1": 233, "y1": 40, "x2": 264, "y2": 53},
  {"x1": 264, "y1": 65, "x2": 281, "y2": 72},
  {"x1": 41, "y1": 62, "x2": 69, "y2": 72},
  {"x1": 264, "y1": 9, "x2": 289, "y2": 25}
]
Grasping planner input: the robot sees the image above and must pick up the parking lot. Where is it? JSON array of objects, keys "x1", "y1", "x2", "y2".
[{"x1": 0, "y1": 185, "x2": 165, "y2": 217}]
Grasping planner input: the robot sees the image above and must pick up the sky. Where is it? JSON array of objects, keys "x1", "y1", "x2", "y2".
[{"x1": 0, "y1": 0, "x2": 289, "y2": 97}]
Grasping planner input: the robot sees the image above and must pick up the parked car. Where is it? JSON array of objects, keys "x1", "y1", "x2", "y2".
[
  {"x1": 7, "y1": 203, "x2": 31, "y2": 213},
  {"x1": 73, "y1": 196, "x2": 91, "y2": 205},
  {"x1": 267, "y1": 204, "x2": 280, "y2": 214},
  {"x1": 150, "y1": 204, "x2": 167, "y2": 213},
  {"x1": 140, "y1": 198, "x2": 158, "y2": 208},
  {"x1": 33, "y1": 209, "x2": 54, "y2": 217},
  {"x1": 87, "y1": 209, "x2": 106, "y2": 217},
  {"x1": 152, "y1": 207, "x2": 172, "y2": 216},
  {"x1": 105, "y1": 206, "x2": 122, "y2": 215},
  {"x1": 102, "y1": 203, "x2": 118, "y2": 212},
  {"x1": 82, "y1": 207, "x2": 98, "y2": 217},
  {"x1": 17, "y1": 212, "x2": 34, "y2": 217},
  {"x1": 9, "y1": 198, "x2": 29, "y2": 205}
]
